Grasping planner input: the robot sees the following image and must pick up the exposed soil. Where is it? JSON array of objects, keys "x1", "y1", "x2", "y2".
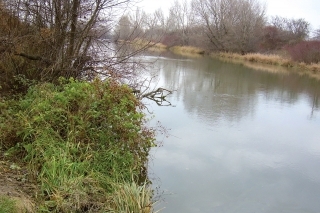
[{"x1": 0, "y1": 153, "x2": 37, "y2": 212}]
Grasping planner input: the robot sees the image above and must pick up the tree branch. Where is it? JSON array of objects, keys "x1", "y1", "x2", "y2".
[
  {"x1": 141, "y1": 88, "x2": 173, "y2": 106},
  {"x1": 14, "y1": 52, "x2": 51, "y2": 64}
]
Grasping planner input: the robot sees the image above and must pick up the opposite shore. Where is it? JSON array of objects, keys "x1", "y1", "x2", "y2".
[{"x1": 129, "y1": 39, "x2": 320, "y2": 80}]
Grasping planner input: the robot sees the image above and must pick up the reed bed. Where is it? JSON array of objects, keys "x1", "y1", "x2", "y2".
[
  {"x1": 169, "y1": 45, "x2": 205, "y2": 56},
  {"x1": 131, "y1": 39, "x2": 168, "y2": 52},
  {"x1": 216, "y1": 52, "x2": 292, "y2": 66},
  {"x1": 215, "y1": 52, "x2": 320, "y2": 79}
]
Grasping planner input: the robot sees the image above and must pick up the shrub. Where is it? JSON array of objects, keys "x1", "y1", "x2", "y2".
[
  {"x1": 161, "y1": 33, "x2": 182, "y2": 47},
  {"x1": 285, "y1": 40, "x2": 320, "y2": 64},
  {"x1": 0, "y1": 78, "x2": 156, "y2": 212},
  {"x1": 259, "y1": 26, "x2": 283, "y2": 51}
]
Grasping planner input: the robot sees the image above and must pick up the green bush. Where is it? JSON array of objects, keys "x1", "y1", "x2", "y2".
[{"x1": 0, "y1": 78, "x2": 156, "y2": 212}]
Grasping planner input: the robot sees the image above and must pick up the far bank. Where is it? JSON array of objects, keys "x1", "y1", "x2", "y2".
[{"x1": 133, "y1": 40, "x2": 320, "y2": 80}]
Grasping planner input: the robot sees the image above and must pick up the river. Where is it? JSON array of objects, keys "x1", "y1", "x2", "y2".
[{"x1": 142, "y1": 53, "x2": 320, "y2": 213}]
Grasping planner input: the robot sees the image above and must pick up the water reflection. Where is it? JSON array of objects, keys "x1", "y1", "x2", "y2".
[
  {"x1": 150, "y1": 55, "x2": 320, "y2": 122},
  {"x1": 145, "y1": 54, "x2": 320, "y2": 213}
]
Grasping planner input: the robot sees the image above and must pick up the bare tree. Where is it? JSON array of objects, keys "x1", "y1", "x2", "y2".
[
  {"x1": 115, "y1": 15, "x2": 132, "y2": 41},
  {"x1": 138, "y1": 8, "x2": 168, "y2": 41},
  {"x1": 128, "y1": 8, "x2": 146, "y2": 39},
  {"x1": 270, "y1": 16, "x2": 310, "y2": 44},
  {"x1": 191, "y1": 0, "x2": 266, "y2": 53},
  {"x1": 312, "y1": 28, "x2": 320, "y2": 40},
  {"x1": 167, "y1": 0, "x2": 194, "y2": 45},
  {"x1": 0, "y1": 0, "x2": 154, "y2": 83},
  {"x1": 260, "y1": 26, "x2": 282, "y2": 51}
]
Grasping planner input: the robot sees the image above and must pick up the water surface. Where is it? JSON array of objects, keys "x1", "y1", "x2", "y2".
[{"x1": 144, "y1": 54, "x2": 320, "y2": 213}]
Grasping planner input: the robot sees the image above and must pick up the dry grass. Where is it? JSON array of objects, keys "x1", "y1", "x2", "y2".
[
  {"x1": 299, "y1": 62, "x2": 320, "y2": 72},
  {"x1": 219, "y1": 57, "x2": 290, "y2": 74},
  {"x1": 243, "y1": 53, "x2": 292, "y2": 66},
  {"x1": 131, "y1": 39, "x2": 168, "y2": 52},
  {"x1": 0, "y1": 194, "x2": 34, "y2": 213},
  {"x1": 297, "y1": 62, "x2": 320, "y2": 80},
  {"x1": 214, "y1": 52, "x2": 320, "y2": 79},
  {"x1": 0, "y1": 160, "x2": 36, "y2": 213},
  {"x1": 169, "y1": 46, "x2": 205, "y2": 57},
  {"x1": 216, "y1": 52, "x2": 292, "y2": 66}
]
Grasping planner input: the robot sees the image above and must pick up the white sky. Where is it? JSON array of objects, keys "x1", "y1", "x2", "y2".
[{"x1": 136, "y1": 0, "x2": 320, "y2": 30}]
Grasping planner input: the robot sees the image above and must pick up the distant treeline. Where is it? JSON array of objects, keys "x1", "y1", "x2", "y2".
[{"x1": 115, "y1": 0, "x2": 320, "y2": 63}]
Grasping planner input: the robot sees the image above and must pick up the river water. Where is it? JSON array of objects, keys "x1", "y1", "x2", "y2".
[{"x1": 143, "y1": 53, "x2": 320, "y2": 213}]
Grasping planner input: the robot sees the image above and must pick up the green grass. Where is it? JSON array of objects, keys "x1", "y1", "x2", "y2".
[
  {"x1": 0, "y1": 196, "x2": 17, "y2": 213},
  {"x1": 0, "y1": 78, "x2": 157, "y2": 212},
  {"x1": 111, "y1": 182, "x2": 157, "y2": 213}
]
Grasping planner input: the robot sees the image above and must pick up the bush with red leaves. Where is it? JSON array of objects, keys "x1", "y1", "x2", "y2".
[
  {"x1": 161, "y1": 32, "x2": 182, "y2": 47},
  {"x1": 285, "y1": 41, "x2": 320, "y2": 64}
]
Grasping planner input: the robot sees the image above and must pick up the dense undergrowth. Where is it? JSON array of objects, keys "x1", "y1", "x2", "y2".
[{"x1": 0, "y1": 78, "x2": 156, "y2": 212}]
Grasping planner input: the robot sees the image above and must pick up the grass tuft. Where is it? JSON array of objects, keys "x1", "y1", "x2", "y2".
[
  {"x1": 110, "y1": 182, "x2": 157, "y2": 213},
  {"x1": 0, "y1": 196, "x2": 18, "y2": 213}
]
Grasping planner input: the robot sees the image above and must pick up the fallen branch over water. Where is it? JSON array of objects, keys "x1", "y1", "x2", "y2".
[{"x1": 142, "y1": 88, "x2": 173, "y2": 106}]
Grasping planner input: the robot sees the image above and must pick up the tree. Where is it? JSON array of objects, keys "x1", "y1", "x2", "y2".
[
  {"x1": 116, "y1": 15, "x2": 132, "y2": 41},
  {"x1": 128, "y1": 8, "x2": 147, "y2": 39},
  {"x1": 270, "y1": 16, "x2": 310, "y2": 44},
  {"x1": 167, "y1": 0, "x2": 193, "y2": 45},
  {"x1": 0, "y1": 0, "x2": 154, "y2": 92},
  {"x1": 313, "y1": 28, "x2": 320, "y2": 40},
  {"x1": 259, "y1": 26, "x2": 282, "y2": 51},
  {"x1": 140, "y1": 8, "x2": 168, "y2": 41},
  {"x1": 191, "y1": 0, "x2": 266, "y2": 53}
]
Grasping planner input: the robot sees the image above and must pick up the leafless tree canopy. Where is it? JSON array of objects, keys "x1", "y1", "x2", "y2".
[
  {"x1": 0, "y1": 0, "x2": 158, "y2": 92},
  {"x1": 313, "y1": 28, "x2": 320, "y2": 40},
  {"x1": 191, "y1": 0, "x2": 266, "y2": 53},
  {"x1": 270, "y1": 16, "x2": 310, "y2": 42}
]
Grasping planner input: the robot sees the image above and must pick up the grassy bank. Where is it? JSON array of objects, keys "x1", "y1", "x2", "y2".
[
  {"x1": 129, "y1": 39, "x2": 168, "y2": 52},
  {"x1": 0, "y1": 78, "x2": 156, "y2": 212},
  {"x1": 214, "y1": 52, "x2": 320, "y2": 79},
  {"x1": 135, "y1": 39, "x2": 320, "y2": 79},
  {"x1": 127, "y1": 39, "x2": 207, "y2": 57},
  {"x1": 169, "y1": 46, "x2": 205, "y2": 57},
  {"x1": 216, "y1": 52, "x2": 292, "y2": 66}
]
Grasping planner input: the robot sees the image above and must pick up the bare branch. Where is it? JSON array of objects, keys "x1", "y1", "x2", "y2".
[{"x1": 14, "y1": 52, "x2": 52, "y2": 64}]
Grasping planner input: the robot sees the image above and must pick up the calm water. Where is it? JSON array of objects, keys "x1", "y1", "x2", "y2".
[{"x1": 143, "y1": 53, "x2": 320, "y2": 213}]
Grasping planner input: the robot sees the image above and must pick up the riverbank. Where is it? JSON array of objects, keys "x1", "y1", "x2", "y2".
[
  {"x1": 136, "y1": 40, "x2": 320, "y2": 80},
  {"x1": 124, "y1": 39, "x2": 168, "y2": 52},
  {"x1": 168, "y1": 46, "x2": 205, "y2": 58},
  {"x1": 0, "y1": 79, "x2": 156, "y2": 212},
  {"x1": 213, "y1": 52, "x2": 320, "y2": 80}
]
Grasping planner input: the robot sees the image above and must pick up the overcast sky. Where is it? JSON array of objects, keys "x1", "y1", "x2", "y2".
[{"x1": 136, "y1": 0, "x2": 320, "y2": 30}]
